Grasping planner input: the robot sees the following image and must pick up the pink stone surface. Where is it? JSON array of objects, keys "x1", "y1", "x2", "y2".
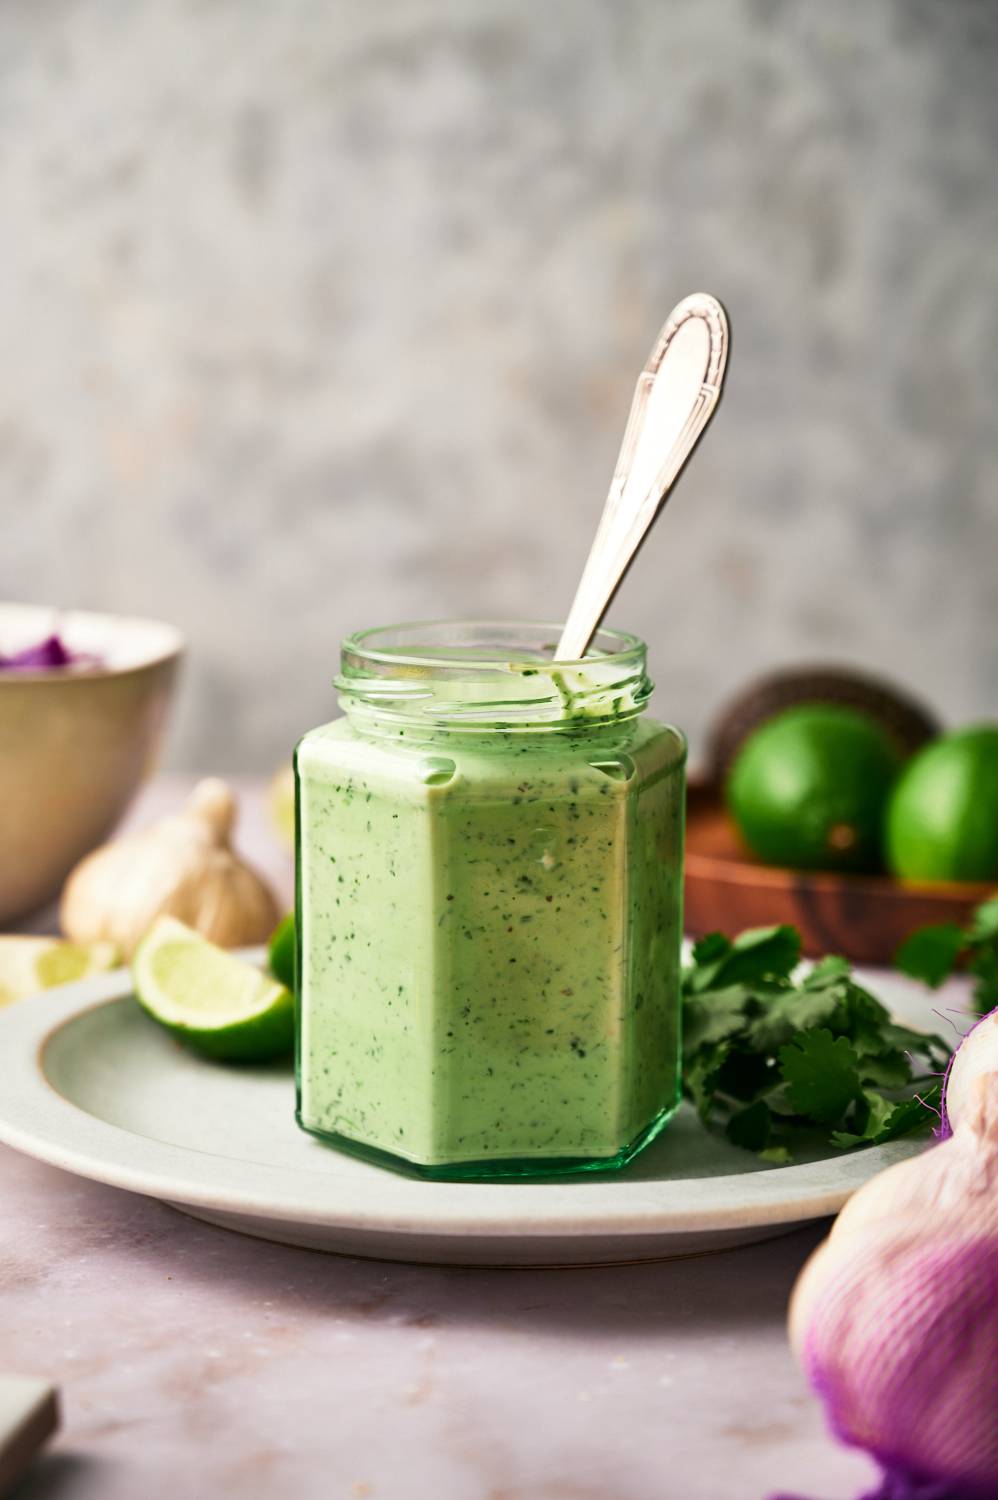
[{"x1": 1, "y1": 779, "x2": 880, "y2": 1500}]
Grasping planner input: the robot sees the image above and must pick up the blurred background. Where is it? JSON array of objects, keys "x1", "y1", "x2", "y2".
[{"x1": 2, "y1": 0, "x2": 996, "y2": 773}]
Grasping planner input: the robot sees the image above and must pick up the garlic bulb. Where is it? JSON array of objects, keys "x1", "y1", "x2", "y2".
[
  {"x1": 788, "y1": 1007, "x2": 998, "y2": 1499},
  {"x1": 60, "y1": 779, "x2": 280, "y2": 958}
]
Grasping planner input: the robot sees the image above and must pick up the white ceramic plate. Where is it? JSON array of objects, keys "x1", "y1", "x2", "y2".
[{"x1": 0, "y1": 965, "x2": 931, "y2": 1267}]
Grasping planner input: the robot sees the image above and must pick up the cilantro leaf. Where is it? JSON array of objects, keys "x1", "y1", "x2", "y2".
[
  {"x1": 722, "y1": 925, "x2": 801, "y2": 984},
  {"x1": 876, "y1": 1018, "x2": 951, "y2": 1073},
  {"x1": 682, "y1": 920, "x2": 955, "y2": 1163},
  {"x1": 682, "y1": 985, "x2": 751, "y2": 1052},
  {"x1": 726, "y1": 1099, "x2": 772, "y2": 1152},
  {"x1": 746, "y1": 985, "x2": 840, "y2": 1053},
  {"x1": 875, "y1": 1084, "x2": 943, "y2": 1142},
  {"x1": 833, "y1": 982, "x2": 893, "y2": 1056},
  {"x1": 853, "y1": 1088, "x2": 896, "y2": 1138},
  {"x1": 894, "y1": 895, "x2": 998, "y2": 1016},
  {"x1": 827, "y1": 1128, "x2": 865, "y2": 1149},
  {"x1": 684, "y1": 1041, "x2": 731, "y2": 1122},
  {"x1": 970, "y1": 896, "x2": 998, "y2": 944},
  {"x1": 714, "y1": 1047, "x2": 778, "y2": 1104},
  {"x1": 690, "y1": 932, "x2": 730, "y2": 967},
  {"x1": 831, "y1": 1085, "x2": 941, "y2": 1149},
  {"x1": 778, "y1": 1030, "x2": 862, "y2": 1124},
  {"x1": 760, "y1": 1081, "x2": 799, "y2": 1117},
  {"x1": 857, "y1": 1048, "x2": 912, "y2": 1090},
  {"x1": 685, "y1": 925, "x2": 800, "y2": 994},
  {"x1": 895, "y1": 923, "x2": 966, "y2": 988},
  {"x1": 759, "y1": 1145, "x2": 792, "y2": 1165},
  {"x1": 969, "y1": 946, "x2": 998, "y2": 1015},
  {"x1": 801, "y1": 955, "x2": 852, "y2": 987}
]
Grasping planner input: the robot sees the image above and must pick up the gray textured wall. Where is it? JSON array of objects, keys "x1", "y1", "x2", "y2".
[{"x1": 2, "y1": 0, "x2": 996, "y2": 772}]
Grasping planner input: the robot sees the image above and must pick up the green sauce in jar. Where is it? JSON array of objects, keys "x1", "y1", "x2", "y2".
[{"x1": 295, "y1": 622, "x2": 685, "y2": 1178}]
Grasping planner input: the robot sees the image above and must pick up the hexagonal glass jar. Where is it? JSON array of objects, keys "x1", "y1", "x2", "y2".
[{"x1": 295, "y1": 621, "x2": 685, "y2": 1178}]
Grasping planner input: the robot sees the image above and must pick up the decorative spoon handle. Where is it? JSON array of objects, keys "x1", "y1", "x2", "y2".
[{"x1": 556, "y1": 293, "x2": 729, "y2": 661}]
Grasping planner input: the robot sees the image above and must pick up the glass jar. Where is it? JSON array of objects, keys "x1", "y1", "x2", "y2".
[{"x1": 295, "y1": 621, "x2": 685, "y2": 1178}]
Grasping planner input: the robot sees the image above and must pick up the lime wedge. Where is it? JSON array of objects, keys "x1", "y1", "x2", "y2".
[
  {"x1": 132, "y1": 916, "x2": 294, "y2": 1062},
  {"x1": 0, "y1": 936, "x2": 118, "y2": 1008},
  {"x1": 267, "y1": 913, "x2": 296, "y2": 990}
]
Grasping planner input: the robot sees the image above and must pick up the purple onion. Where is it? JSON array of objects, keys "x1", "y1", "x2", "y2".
[{"x1": 781, "y1": 1006, "x2": 998, "y2": 1500}]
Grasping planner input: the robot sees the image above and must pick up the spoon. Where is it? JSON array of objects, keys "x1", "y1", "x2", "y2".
[{"x1": 556, "y1": 293, "x2": 729, "y2": 661}]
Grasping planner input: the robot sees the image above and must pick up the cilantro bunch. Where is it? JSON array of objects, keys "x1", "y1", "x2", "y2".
[
  {"x1": 682, "y1": 926, "x2": 951, "y2": 1162},
  {"x1": 895, "y1": 894, "x2": 998, "y2": 1015}
]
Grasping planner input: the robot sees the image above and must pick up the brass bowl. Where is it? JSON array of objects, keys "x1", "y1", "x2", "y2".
[{"x1": 0, "y1": 604, "x2": 183, "y2": 925}]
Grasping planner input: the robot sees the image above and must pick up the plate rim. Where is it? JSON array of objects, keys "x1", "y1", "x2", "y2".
[{"x1": 0, "y1": 970, "x2": 928, "y2": 1245}]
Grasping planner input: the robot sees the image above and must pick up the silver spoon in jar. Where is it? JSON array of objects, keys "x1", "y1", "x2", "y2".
[{"x1": 556, "y1": 293, "x2": 730, "y2": 662}]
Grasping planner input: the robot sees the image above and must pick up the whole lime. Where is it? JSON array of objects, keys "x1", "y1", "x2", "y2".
[
  {"x1": 886, "y1": 724, "x2": 998, "y2": 883},
  {"x1": 726, "y1": 705, "x2": 903, "y2": 873}
]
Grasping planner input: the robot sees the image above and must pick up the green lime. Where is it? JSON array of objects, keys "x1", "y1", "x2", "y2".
[
  {"x1": 0, "y1": 937, "x2": 118, "y2": 1008},
  {"x1": 268, "y1": 913, "x2": 296, "y2": 990},
  {"x1": 726, "y1": 704, "x2": 903, "y2": 873},
  {"x1": 886, "y1": 724, "x2": 998, "y2": 883},
  {"x1": 132, "y1": 916, "x2": 294, "y2": 1061}
]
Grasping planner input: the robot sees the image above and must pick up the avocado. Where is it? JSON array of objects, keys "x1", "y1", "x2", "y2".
[{"x1": 706, "y1": 666, "x2": 939, "y2": 784}]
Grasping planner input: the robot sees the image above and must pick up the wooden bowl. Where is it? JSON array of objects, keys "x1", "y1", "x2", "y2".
[{"x1": 684, "y1": 777, "x2": 994, "y2": 966}]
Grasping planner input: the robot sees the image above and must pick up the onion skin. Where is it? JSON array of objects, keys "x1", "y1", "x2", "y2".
[
  {"x1": 941, "y1": 1007, "x2": 998, "y2": 1139},
  {"x1": 799, "y1": 1234, "x2": 998, "y2": 1498},
  {"x1": 786, "y1": 1008, "x2": 998, "y2": 1500}
]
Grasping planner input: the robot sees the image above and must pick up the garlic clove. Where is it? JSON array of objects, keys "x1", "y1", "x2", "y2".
[
  {"x1": 60, "y1": 779, "x2": 280, "y2": 958},
  {"x1": 183, "y1": 778, "x2": 237, "y2": 843}
]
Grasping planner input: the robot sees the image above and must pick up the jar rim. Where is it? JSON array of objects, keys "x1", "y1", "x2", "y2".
[
  {"x1": 341, "y1": 619, "x2": 646, "y2": 672},
  {"x1": 336, "y1": 620, "x2": 653, "y2": 732}
]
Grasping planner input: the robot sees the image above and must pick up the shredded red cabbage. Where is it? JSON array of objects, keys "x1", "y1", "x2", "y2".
[{"x1": 0, "y1": 633, "x2": 100, "y2": 672}]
